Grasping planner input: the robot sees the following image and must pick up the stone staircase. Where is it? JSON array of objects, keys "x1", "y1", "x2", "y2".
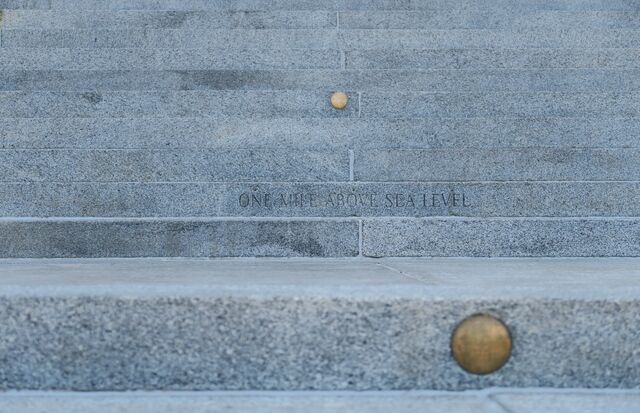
[{"x1": 1, "y1": 0, "x2": 640, "y2": 410}]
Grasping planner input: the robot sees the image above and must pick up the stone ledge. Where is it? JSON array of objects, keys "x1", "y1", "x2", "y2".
[
  {"x1": 0, "y1": 258, "x2": 638, "y2": 391},
  {"x1": 0, "y1": 389, "x2": 638, "y2": 413}
]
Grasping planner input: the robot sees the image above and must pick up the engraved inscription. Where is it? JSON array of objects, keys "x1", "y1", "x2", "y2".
[{"x1": 239, "y1": 191, "x2": 471, "y2": 210}]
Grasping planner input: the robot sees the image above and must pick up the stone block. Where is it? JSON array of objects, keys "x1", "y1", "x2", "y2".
[
  {"x1": 0, "y1": 220, "x2": 359, "y2": 258},
  {"x1": 362, "y1": 218, "x2": 640, "y2": 257}
]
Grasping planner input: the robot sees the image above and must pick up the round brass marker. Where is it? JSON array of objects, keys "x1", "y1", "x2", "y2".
[
  {"x1": 331, "y1": 91, "x2": 349, "y2": 109},
  {"x1": 451, "y1": 314, "x2": 512, "y2": 375}
]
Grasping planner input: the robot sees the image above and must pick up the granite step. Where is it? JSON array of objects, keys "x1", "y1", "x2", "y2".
[
  {"x1": 3, "y1": 10, "x2": 639, "y2": 30},
  {"x1": 3, "y1": 48, "x2": 638, "y2": 70},
  {"x1": 0, "y1": 91, "x2": 358, "y2": 118},
  {"x1": 0, "y1": 149, "x2": 349, "y2": 182},
  {"x1": 2, "y1": 182, "x2": 640, "y2": 218},
  {"x1": 338, "y1": 10, "x2": 640, "y2": 29},
  {"x1": 1, "y1": 390, "x2": 639, "y2": 413},
  {"x1": 0, "y1": 147, "x2": 637, "y2": 182},
  {"x1": 0, "y1": 258, "x2": 637, "y2": 389},
  {"x1": 48, "y1": 0, "x2": 640, "y2": 12},
  {"x1": 3, "y1": 118, "x2": 639, "y2": 150},
  {"x1": 0, "y1": 10, "x2": 339, "y2": 29},
  {"x1": 2, "y1": 28, "x2": 639, "y2": 49},
  {"x1": 0, "y1": 219, "x2": 360, "y2": 258},
  {"x1": 347, "y1": 48, "x2": 640, "y2": 69},
  {"x1": 2, "y1": 91, "x2": 639, "y2": 118},
  {"x1": 0, "y1": 218, "x2": 639, "y2": 258},
  {"x1": 3, "y1": 69, "x2": 640, "y2": 92},
  {"x1": 0, "y1": 0, "x2": 48, "y2": 9}
]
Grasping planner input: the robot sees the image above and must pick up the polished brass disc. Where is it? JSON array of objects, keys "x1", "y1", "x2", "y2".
[
  {"x1": 330, "y1": 91, "x2": 349, "y2": 109},
  {"x1": 451, "y1": 314, "x2": 512, "y2": 375}
]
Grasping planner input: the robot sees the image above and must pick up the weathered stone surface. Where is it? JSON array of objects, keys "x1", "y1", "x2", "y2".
[
  {"x1": 0, "y1": 149, "x2": 348, "y2": 182},
  {"x1": 3, "y1": 28, "x2": 639, "y2": 49},
  {"x1": 3, "y1": 118, "x2": 638, "y2": 149},
  {"x1": 1, "y1": 0, "x2": 639, "y2": 262},
  {"x1": 0, "y1": 392, "x2": 505, "y2": 413},
  {"x1": 0, "y1": 258, "x2": 637, "y2": 389},
  {"x1": 493, "y1": 393, "x2": 640, "y2": 413},
  {"x1": 1, "y1": 390, "x2": 639, "y2": 413},
  {"x1": 1, "y1": 29, "x2": 339, "y2": 48},
  {"x1": 48, "y1": 0, "x2": 640, "y2": 11},
  {"x1": 1, "y1": 182, "x2": 639, "y2": 218},
  {"x1": 3, "y1": 69, "x2": 640, "y2": 92},
  {"x1": 338, "y1": 10, "x2": 640, "y2": 29},
  {"x1": 338, "y1": 29, "x2": 640, "y2": 49},
  {"x1": 346, "y1": 49, "x2": 640, "y2": 69},
  {"x1": 396, "y1": 0, "x2": 640, "y2": 11},
  {"x1": 0, "y1": 0, "x2": 49, "y2": 8},
  {"x1": 355, "y1": 149, "x2": 640, "y2": 181},
  {"x1": 50, "y1": 0, "x2": 398, "y2": 10},
  {"x1": 0, "y1": 48, "x2": 340, "y2": 70},
  {"x1": 362, "y1": 218, "x2": 640, "y2": 257},
  {"x1": 360, "y1": 92, "x2": 640, "y2": 118},
  {"x1": 0, "y1": 91, "x2": 357, "y2": 118},
  {"x1": 1, "y1": 10, "x2": 337, "y2": 29},
  {"x1": 0, "y1": 220, "x2": 359, "y2": 258}
]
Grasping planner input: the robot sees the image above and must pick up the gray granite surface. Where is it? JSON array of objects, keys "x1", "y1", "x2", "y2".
[
  {"x1": 0, "y1": 149, "x2": 348, "y2": 182},
  {"x1": 0, "y1": 258, "x2": 638, "y2": 390},
  {"x1": 0, "y1": 220, "x2": 359, "y2": 258},
  {"x1": 1, "y1": 182, "x2": 640, "y2": 218},
  {"x1": 3, "y1": 69, "x2": 640, "y2": 92},
  {"x1": 2, "y1": 118, "x2": 638, "y2": 149},
  {"x1": 362, "y1": 218, "x2": 640, "y2": 257},
  {"x1": 1, "y1": 0, "x2": 639, "y2": 258},
  {"x1": 0, "y1": 91, "x2": 358, "y2": 118},
  {"x1": 0, "y1": 390, "x2": 639, "y2": 413}
]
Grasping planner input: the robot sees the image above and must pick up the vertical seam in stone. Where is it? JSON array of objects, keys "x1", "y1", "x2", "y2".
[
  {"x1": 336, "y1": 11, "x2": 340, "y2": 29},
  {"x1": 487, "y1": 395, "x2": 518, "y2": 413},
  {"x1": 348, "y1": 149, "x2": 355, "y2": 181},
  {"x1": 358, "y1": 219, "x2": 363, "y2": 257},
  {"x1": 357, "y1": 92, "x2": 362, "y2": 117}
]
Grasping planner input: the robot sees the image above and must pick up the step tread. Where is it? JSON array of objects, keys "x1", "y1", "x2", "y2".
[
  {"x1": 0, "y1": 390, "x2": 639, "y2": 413},
  {"x1": 0, "y1": 258, "x2": 637, "y2": 298},
  {"x1": 0, "y1": 258, "x2": 638, "y2": 390}
]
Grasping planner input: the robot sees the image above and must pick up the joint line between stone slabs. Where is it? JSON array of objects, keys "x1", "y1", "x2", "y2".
[
  {"x1": 487, "y1": 395, "x2": 516, "y2": 413},
  {"x1": 374, "y1": 262, "x2": 430, "y2": 285},
  {"x1": 0, "y1": 216, "x2": 363, "y2": 223},
  {"x1": 358, "y1": 219, "x2": 363, "y2": 257},
  {"x1": 348, "y1": 149, "x2": 355, "y2": 181},
  {"x1": 2, "y1": 216, "x2": 640, "y2": 222}
]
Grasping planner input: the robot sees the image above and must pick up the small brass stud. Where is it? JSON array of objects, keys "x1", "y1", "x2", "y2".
[
  {"x1": 330, "y1": 91, "x2": 349, "y2": 110},
  {"x1": 451, "y1": 314, "x2": 512, "y2": 375}
]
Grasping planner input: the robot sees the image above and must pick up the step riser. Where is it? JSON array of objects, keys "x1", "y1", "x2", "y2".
[
  {"x1": 0, "y1": 220, "x2": 360, "y2": 258},
  {"x1": 3, "y1": 70, "x2": 640, "y2": 92},
  {"x1": 0, "y1": 218, "x2": 638, "y2": 258},
  {"x1": 3, "y1": 49, "x2": 638, "y2": 70},
  {"x1": 1, "y1": 10, "x2": 339, "y2": 29},
  {"x1": 4, "y1": 10, "x2": 640, "y2": 29},
  {"x1": 3, "y1": 29, "x2": 640, "y2": 49},
  {"x1": 0, "y1": 295, "x2": 637, "y2": 389},
  {"x1": 46, "y1": 0, "x2": 640, "y2": 11},
  {"x1": 3, "y1": 118, "x2": 639, "y2": 149},
  {"x1": 0, "y1": 148, "x2": 637, "y2": 182},
  {"x1": 1, "y1": 182, "x2": 638, "y2": 218},
  {"x1": 1, "y1": 91, "x2": 639, "y2": 118}
]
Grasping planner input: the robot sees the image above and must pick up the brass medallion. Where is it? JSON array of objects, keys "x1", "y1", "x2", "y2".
[
  {"x1": 451, "y1": 314, "x2": 512, "y2": 375},
  {"x1": 330, "y1": 91, "x2": 349, "y2": 109}
]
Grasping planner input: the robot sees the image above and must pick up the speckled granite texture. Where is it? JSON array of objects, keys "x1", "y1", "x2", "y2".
[
  {"x1": 1, "y1": 0, "x2": 639, "y2": 257},
  {"x1": 0, "y1": 258, "x2": 637, "y2": 391}
]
